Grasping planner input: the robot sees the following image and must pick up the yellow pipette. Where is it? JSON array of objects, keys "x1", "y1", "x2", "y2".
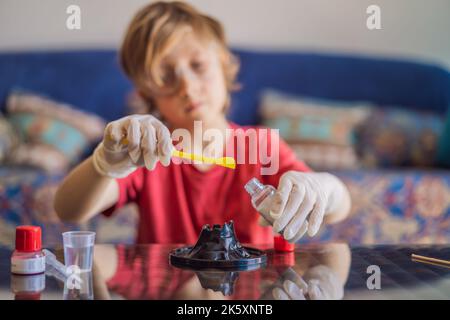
[{"x1": 114, "y1": 136, "x2": 236, "y2": 169}]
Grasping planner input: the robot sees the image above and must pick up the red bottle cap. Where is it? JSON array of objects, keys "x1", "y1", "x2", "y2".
[
  {"x1": 15, "y1": 226, "x2": 42, "y2": 252},
  {"x1": 274, "y1": 235, "x2": 295, "y2": 252}
]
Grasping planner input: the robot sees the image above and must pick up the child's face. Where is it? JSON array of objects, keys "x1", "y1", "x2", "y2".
[{"x1": 151, "y1": 30, "x2": 228, "y2": 129}]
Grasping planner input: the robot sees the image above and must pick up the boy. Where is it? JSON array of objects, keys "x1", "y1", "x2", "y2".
[{"x1": 54, "y1": 1, "x2": 351, "y2": 245}]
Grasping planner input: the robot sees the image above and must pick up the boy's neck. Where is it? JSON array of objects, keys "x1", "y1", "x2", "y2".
[{"x1": 169, "y1": 116, "x2": 230, "y2": 155}]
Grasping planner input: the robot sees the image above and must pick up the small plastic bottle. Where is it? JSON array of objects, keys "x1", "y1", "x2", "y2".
[
  {"x1": 11, "y1": 226, "x2": 45, "y2": 275},
  {"x1": 11, "y1": 273, "x2": 45, "y2": 300},
  {"x1": 244, "y1": 178, "x2": 295, "y2": 252}
]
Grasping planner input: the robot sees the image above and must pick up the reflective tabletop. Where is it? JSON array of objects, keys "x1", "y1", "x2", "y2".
[{"x1": 1, "y1": 243, "x2": 450, "y2": 300}]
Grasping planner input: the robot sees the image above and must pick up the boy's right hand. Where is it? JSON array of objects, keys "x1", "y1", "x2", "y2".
[{"x1": 92, "y1": 115, "x2": 174, "y2": 178}]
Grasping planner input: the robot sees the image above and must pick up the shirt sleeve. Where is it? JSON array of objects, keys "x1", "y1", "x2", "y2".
[
  {"x1": 101, "y1": 168, "x2": 145, "y2": 217},
  {"x1": 260, "y1": 130, "x2": 311, "y2": 188}
]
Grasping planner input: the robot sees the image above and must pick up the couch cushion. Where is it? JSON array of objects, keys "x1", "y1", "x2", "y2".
[
  {"x1": 230, "y1": 49, "x2": 450, "y2": 125},
  {"x1": 308, "y1": 169, "x2": 450, "y2": 244},
  {"x1": 5, "y1": 90, "x2": 106, "y2": 172},
  {"x1": 260, "y1": 89, "x2": 372, "y2": 145},
  {"x1": 354, "y1": 107, "x2": 445, "y2": 168},
  {"x1": 436, "y1": 111, "x2": 450, "y2": 168},
  {"x1": 0, "y1": 165, "x2": 137, "y2": 249}
]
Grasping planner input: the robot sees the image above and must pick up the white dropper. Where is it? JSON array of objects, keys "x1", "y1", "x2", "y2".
[{"x1": 43, "y1": 249, "x2": 67, "y2": 276}]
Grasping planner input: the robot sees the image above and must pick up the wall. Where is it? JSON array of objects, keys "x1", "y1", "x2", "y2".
[{"x1": 0, "y1": 0, "x2": 449, "y2": 68}]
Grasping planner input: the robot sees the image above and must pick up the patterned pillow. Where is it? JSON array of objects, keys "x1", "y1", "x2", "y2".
[
  {"x1": 8, "y1": 144, "x2": 70, "y2": 173},
  {"x1": 259, "y1": 89, "x2": 372, "y2": 169},
  {"x1": 260, "y1": 90, "x2": 373, "y2": 146},
  {"x1": 289, "y1": 143, "x2": 360, "y2": 170},
  {"x1": 354, "y1": 107, "x2": 445, "y2": 168},
  {"x1": 436, "y1": 111, "x2": 450, "y2": 168},
  {"x1": 5, "y1": 90, "x2": 106, "y2": 172},
  {"x1": 0, "y1": 115, "x2": 19, "y2": 163}
]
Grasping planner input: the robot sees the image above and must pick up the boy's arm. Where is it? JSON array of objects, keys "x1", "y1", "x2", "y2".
[
  {"x1": 54, "y1": 156, "x2": 119, "y2": 223},
  {"x1": 54, "y1": 114, "x2": 173, "y2": 224}
]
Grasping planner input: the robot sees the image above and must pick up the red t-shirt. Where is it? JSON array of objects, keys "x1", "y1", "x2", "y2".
[
  {"x1": 106, "y1": 245, "x2": 279, "y2": 300},
  {"x1": 103, "y1": 122, "x2": 310, "y2": 245}
]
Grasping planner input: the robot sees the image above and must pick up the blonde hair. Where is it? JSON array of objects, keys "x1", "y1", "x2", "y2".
[{"x1": 120, "y1": 1, "x2": 240, "y2": 113}]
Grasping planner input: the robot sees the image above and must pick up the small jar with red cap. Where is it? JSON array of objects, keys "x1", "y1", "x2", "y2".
[
  {"x1": 11, "y1": 226, "x2": 45, "y2": 275},
  {"x1": 273, "y1": 235, "x2": 295, "y2": 252}
]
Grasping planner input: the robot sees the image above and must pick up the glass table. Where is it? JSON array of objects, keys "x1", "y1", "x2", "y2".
[{"x1": 1, "y1": 243, "x2": 450, "y2": 300}]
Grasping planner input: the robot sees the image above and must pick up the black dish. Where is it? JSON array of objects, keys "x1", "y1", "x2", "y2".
[{"x1": 169, "y1": 221, "x2": 267, "y2": 270}]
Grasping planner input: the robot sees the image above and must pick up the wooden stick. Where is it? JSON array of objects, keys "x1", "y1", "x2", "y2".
[
  {"x1": 412, "y1": 258, "x2": 450, "y2": 270},
  {"x1": 411, "y1": 254, "x2": 450, "y2": 268}
]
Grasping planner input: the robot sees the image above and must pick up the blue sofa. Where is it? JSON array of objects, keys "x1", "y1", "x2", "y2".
[{"x1": 1, "y1": 49, "x2": 449, "y2": 247}]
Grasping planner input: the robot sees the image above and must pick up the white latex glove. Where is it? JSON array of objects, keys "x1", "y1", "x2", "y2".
[
  {"x1": 272, "y1": 266, "x2": 344, "y2": 300},
  {"x1": 271, "y1": 268, "x2": 308, "y2": 300},
  {"x1": 303, "y1": 265, "x2": 344, "y2": 300},
  {"x1": 92, "y1": 115, "x2": 174, "y2": 178},
  {"x1": 267, "y1": 171, "x2": 344, "y2": 243}
]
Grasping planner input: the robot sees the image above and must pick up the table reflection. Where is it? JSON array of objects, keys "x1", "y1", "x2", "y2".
[
  {"x1": 10, "y1": 273, "x2": 46, "y2": 300},
  {"x1": 6, "y1": 243, "x2": 450, "y2": 299},
  {"x1": 63, "y1": 271, "x2": 93, "y2": 300},
  {"x1": 91, "y1": 243, "x2": 351, "y2": 300}
]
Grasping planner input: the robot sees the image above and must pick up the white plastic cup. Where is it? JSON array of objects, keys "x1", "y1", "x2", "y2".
[{"x1": 62, "y1": 231, "x2": 95, "y2": 272}]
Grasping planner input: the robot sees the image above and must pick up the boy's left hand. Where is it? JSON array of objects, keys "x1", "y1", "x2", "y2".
[{"x1": 266, "y1": 171, "x2": 338, "y2": 243}]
